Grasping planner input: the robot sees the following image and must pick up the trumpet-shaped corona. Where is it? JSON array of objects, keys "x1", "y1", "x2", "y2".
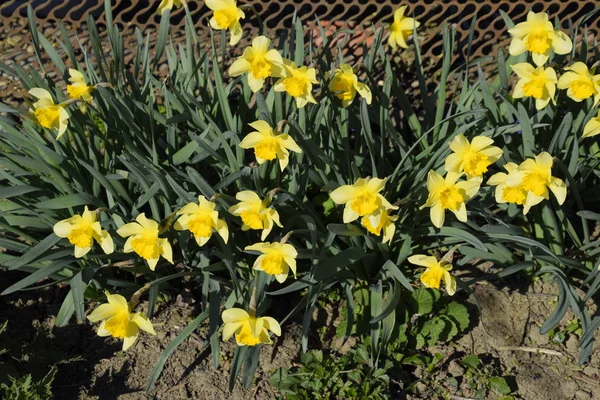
[
  {"x1": 445, "y1": 134, "x2": 503, "y2": 178},
  {"x1": 408, "y1": 254, "x2": 456, "y2": 295},
  {"x1": 206, "y1": 0, "x2": 245, "y2": 45},
  {"x1": 117, "y1": 213, "x2": 173, "y2": 270},
  {"x1": 29, "y1": 88, "x2": 69, "y2": 139},
  {"x1": 174, "y1": 195, "x2": 229, "y2": 246},
  {"x1": 228, "y1": 191, "x2": 282, "y2": 240},
  {"x1": 229, "y1": 36, "x2": 284, "y2": 92},
  {"x1": 274, "y1": 60, "x2": 318, "y2": 108},
  {"x1": 239, "y1": 120, "x2": 302, "y2": 171},
  {"x1": 388, "y1": 6, "x2": 420, "y2": 50},
  {"x1": 245, "y1": 242, "x2": 298, "y2": 283},
  {"x1": 329, "y1": 177, "x2": 398, "y2": 223},
  {"x1": 53, "y1": 206, "x2": 114, "y2": 258},
  {"x1": 511, "y1": 63, "x2": 557, "y2": 110},
  {"x1": 222, "y1": 308, "x2": 281, "y2": 346},
  {"x1": 327, "y1": 64, "x2": 372, "y2": 108},
  {"x1": 557, "y1": 62, "x2": 600, "y2": 104}
]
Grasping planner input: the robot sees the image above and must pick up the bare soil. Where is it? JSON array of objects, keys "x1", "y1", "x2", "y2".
[{"x1": 1, "y1": 270, "x2": 599, "y2": 400}]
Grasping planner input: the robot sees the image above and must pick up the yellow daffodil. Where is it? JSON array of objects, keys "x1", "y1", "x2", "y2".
[
  {"x1": 583, "y1": 110, "x2": 600, "y2": 138},
  {"x1": 29, "y1": 88, "x2": 69, "y2": 138},
  {"x1": 517, "y1": 152, "x2": 566, "y2": 206},
  {"x1": 511, "y1": 63, "x2": 557, "y2": 110},
  {"x1": 117, "y1": 213, "x2": 173, "y2": 270},
  {"x1": 557, "y1": 62, "x2": 600, "y2": 104},
  {"x1": 508, "y1": 11, "x2": 572, "y2": 66},
  {"x1": 361, "y1": 208, "x2": 398, "y2": 245},
  {"x1": 329, "y1": 177, "x2": 398, "y2": 223},
  {"x1": 487, "y1": 162, "x2": 543, "y2": 215},
  {"x1": 53, "y1": 206, "x2": 114, "y2": 258},
  {"x1": 445, "y1": 134, "x2": 503, "y2": 179},
  {"x1": 245, "y1": 242, "x2": 297, "y2": 283},
  {"x1": 408, "y1": 254, "x2": 456, "y2": 295},
  {"x1": 228, "y1": 191, "x2": 282, "y2": 240},
  {"x1": 388, "y1": 5, "x2": 420, "y2": 50},
  {"x1": 206, "y1": 0, "x2": 245, "y2": 46},
  {"x1": 157, "y1": 0, "x2": 184, "y2": 15},
  {"x1": 239, "y1": 120, "x2": 302, "y2": 171},
  {"x1": 87, "y1": 292, "x2": 156, "y2": 351},
  {"x1": 274, "y1": 60, "x2": 318, "y2": 108},
  {"x1": 420, "y1": 171, "x2": 480, "y2": 228},
  {"x1": 229, "y1": 36, "x2": 284, "y2": 92},
  {"x1": 174, "y1": 195, "x2": 229, "y2": 246},
  {"x1": 222, "y1": 308, "x2": 281, "y2": 346},
  {"x1": 66, "y1": 69, "x2": 93, "y2": 102},
  {"x1": 327, "y1": 64, "x2": 372, "y2": 108}
]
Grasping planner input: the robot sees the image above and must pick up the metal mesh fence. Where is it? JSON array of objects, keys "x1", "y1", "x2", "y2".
[{"x1": 1, "y1": 0, "x2": 599, "y2": 103}]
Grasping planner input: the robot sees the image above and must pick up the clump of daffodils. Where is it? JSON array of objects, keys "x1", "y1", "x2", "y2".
[
  {"x1": 408, "y1": 254, "x2": 456, "y2": 295},
  {"x1": 488, "y1": 152, "x2": 566, "y2": 214},
  {"x1": 387, "y1": 5, "x2": 420, "y2": 50},
  {"x1": 239, "y1": 120, "x2": 302, "y2": 171},
  {"x1": 29, "y1": 88, "x2": 69, "y2": 138},
  {"x1": 87, "y1": 292, "x2": 156, "y2": 351},
  {"x1": 330, "y1": 177, "x2": 398, "y2": 244},
  {"x1": 222, "y1": 308, "x2": 281, "y2": 346},
  {"x1": 174, "y1": 195, "x2": 229, "y2": 246},
  {"x1": 508, "y1": 10, "x2": 572, "y2": 66},
  {"x1": 53, "y1": 206, "x2": 114, "y2": 258},
  {"x1": 228, "y1": 190, "x2": 282, "y2": 240},
  {"x1": 117, "y1": 213, "x2": 174, "y2": 270}
]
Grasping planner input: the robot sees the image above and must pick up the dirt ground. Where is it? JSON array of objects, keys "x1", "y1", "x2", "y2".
[{"x1": 1, "y1": 271, "x2": 600, "y2": 400}]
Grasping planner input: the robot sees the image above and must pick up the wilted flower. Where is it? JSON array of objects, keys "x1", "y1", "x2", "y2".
[
  {"x1": 327, "y1": 64, "x2": 372, "y2": 108},
  {"x1": 583, "y1": 110, "x2": 600, "y2": 138},
  {"x1": 511, "y1": 63, "x2": 557, "y2": 110},
  {"x1": 274, "y1": 60, "x2": 318, "y2": 108},
  {"x1": 445, "y1": 134, "x2": 503, "y2": 179},
  {"x1": 157, "y1": 0, "x2": 184, "y2": 15},
  {"x1": 117, "y1": 213, "x2": 173, "y2": 270},
  {"x1": 53, "y1": 206, "x2": 114, "y2": 258},
  {"x1": 229, "y1": 36, "x2": 284, "y2": 92},
  {"x1": 222, "y1": 308, "x2": 281, "y2": 346},
  {"x1": 329, "y1": 177, "x2": 398, "y2": 223},
  {"x1": 207, "y1": 0, "x2": 245, "y2": 46},
  {"x1": 66, "y1": 69, "x2": 93, "y2": 102},
  {"x1": 239, "y1": 120, "x2": 302, "y2": 171},
  {"x1": 420, "y1": 171, "x2": 480, "y2": 228},
  {"x1": 508, "y1": 11, "x2": 572, "y2": 66},
  {"x1": 408, "y1": 254, "x2": 456, "y2": 295},
  {"x1": 387, "y1": 5, "x2": 420, "y2": 50},
  {"x1": 557, "y1": 62, "x2": 600, "y2": 104},
  {"x1": 174, "y1": 195, "x2": 229, "y2": 246},
  {"x1": 360, "y1": 208, "x2": 398, "y2": 245},
  {"x1": 228, "y1": 191, "x2": 282, "y2": 240},
  {"x1": 87, "y1": 292, "x2": 156, "y2": 351},
  {"x1": 246, "y1": 242, "x2": 298, "y2": 283},
  {"x1": 29, "y1": 88, "x2": 69, "y2": 138}
]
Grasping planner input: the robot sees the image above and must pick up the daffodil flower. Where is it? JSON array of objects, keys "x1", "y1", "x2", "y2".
[
  {"x1": 117, "y1": 213, "x2": 173, "y2": 270},
  {"x1": 53, "y1": 206, "x2": 114, "y2": 258},
  {"x1": 487, "y1": 162, "x2": 544, "y2": 215},
  {"x1": 222, "y1": 308, "x2": 281, "y2": 346},
  {"x1": 583, "y1": 110, "x2": 600, "y2": 138},
  {"x1": 29, "y1": 88, "x2": 69, "y2": 138},
  {"x1": 228, "y1": 191, "x2": 282, "y2": 240},
  {"x1": 408, "y1": 254, "x2": 456, "y2": 295},
  {"x1": 274, "y1": 60, "x2": 318, "y2": 108},
  {"x1": 360, "y1": 208, "x2": 398, "y2": 245},
  {"x1": 206, "y1": 0, "x2": 245, "y2": 46},
  {"x1": 420, "y1": 171, "x2": 480, "y2": 228},
  {"x1": 330, "y1": 177, "x2": 397, "y2": 223},
  {"x1": 87, "y1": 292, "x2": 156, "y2": 351},
  {"x1": 157, "y1": 0, "x2": 185, "y2": 15},
  {"x1": 557, "y1": 62, "x2": 600, "y2": 104},
  {"x1": 511, "y1": 63, "x2": 557, "y2": 110},
  {"x1": 245, "y1": 241, "x2": 297, "y2": 283},
  {"x1": 327, "y1": 64, "x2": 372, "y2": 108},
  {"x1": 239, "y1": 120, "x2": 302, "y2": 171},
  {"x1": 66, "y1": 69, "x2": 93, "y2": 102},
  {"x1": 229, "y1": 36, "x2": 284, "y2": 92},
  {"x1": 174, "y1": 195, "x2": 229, "y2": 246},
  {"x1": 445, "y1": 134, "x2": 503, "y2": 179},
  {"x1": 387, "y1": 5, "x2": 420, "y2": 50},
  {"x1": 508, "y1": 11, "x2": 572, "y2": 66},
  {"x1": 517, "y1": 152, "x2": 566, "y2": 206}
]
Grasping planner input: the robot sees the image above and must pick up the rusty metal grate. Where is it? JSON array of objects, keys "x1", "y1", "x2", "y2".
[{"x1": 1, "y1": 1, "x2": 599, "y2": 103}]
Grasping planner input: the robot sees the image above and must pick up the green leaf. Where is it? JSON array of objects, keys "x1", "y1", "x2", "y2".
[
  {"x1": 440, "y1": 302, "x2": 470, "y2": 331},
  {"x1": 488, "y1": 377, "x2": 512, "y2": 395},
  {"x1": 55, "y1": 290, "x2": 75, "y2": 327},
  {"x1": 35, "y1": 194, "x2": 104, "y2": 210},
  {"x1": 410, "y1": 288, "x2": 438, "y2": 315},
  {"x1": 4, "y1": 234, "x2": 61, "y2": 270},
  {"x1": 326, "y1": 223, "x2": 364, "y2": 236},
  {"x1": 2, "y1": 258, "x2": 74, "y2": 295}
]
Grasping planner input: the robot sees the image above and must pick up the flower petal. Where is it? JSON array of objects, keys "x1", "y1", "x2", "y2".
[{"x1": 87, "y1": 303, "x2": 119, "y2": 322}]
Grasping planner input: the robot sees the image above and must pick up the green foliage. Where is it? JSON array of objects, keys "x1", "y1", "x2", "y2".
[
  {"x1": 0, "y1": 368, "x2": 56, "y2": 400},
  {"x1": 459, "y1": 354, "x2": 514, "y2": 399},
  {"x1": 271, "y1": 349, "x2": 391, "y2": 400}
]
